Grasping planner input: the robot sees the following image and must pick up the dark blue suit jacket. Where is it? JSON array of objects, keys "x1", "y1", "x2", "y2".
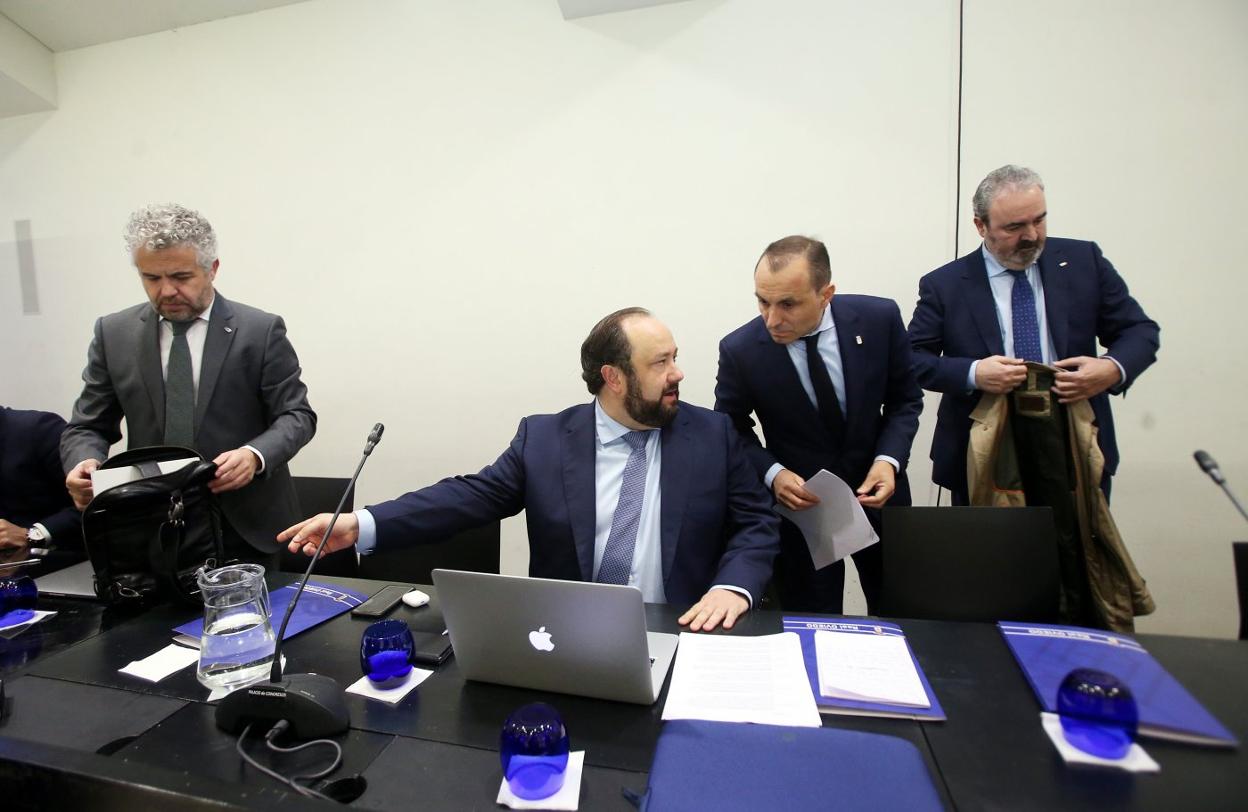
[
  {"x1": 0, "y1": 406, "x2": 81, "y2": 543},
  {"x1": 714, "y1": 295, "x2": 924, "y2": 504},
  {"x1": 908, "y1": 238, "x2": 1160, "y2": 494},
  {"x1": 368, "y1": 402, "x2": 780, "y2": 604}
]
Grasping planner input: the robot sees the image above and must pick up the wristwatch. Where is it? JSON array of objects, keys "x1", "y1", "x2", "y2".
[{"x1": 26, "y1": 525, "x2": 49, "y2": 544}]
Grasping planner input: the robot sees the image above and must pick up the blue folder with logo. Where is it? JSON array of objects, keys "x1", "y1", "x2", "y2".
[
  {"x1": 999, "y1": 622, "x2": 1238, "y2": 747},
  {"x1": 783, "y1": 616, "x2": 945, "y2": 721},
  {"x1": 174, "y1": 581, "x2": 366, "y2": 641},
  {"x1": 642, "y1": 720, "x2": 945, "y2": 811}
]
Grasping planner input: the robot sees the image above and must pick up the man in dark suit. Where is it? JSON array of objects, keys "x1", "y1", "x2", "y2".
[
  {"x1": 907, "y1": 165, "x2": 1159, "y2": 502},
  {"x1": 0, "y1": 406, "x2": 83, "y2": 574},
  {"x1": 715, "y1": 236, "x2": 923, "y2": 614},
  {"x1": 61, "y1": 204, "x2": 316, "y2": 564},
  {"x1": 283, "y1": 308, "x2": 780, "y2": 632}
]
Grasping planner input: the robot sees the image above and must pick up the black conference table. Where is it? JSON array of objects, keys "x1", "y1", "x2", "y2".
[{"x1": 1, "y1": 573, "x2": 1245, "y2": 811}]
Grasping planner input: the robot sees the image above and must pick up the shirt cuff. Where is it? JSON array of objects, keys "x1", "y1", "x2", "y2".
[
  {"x1": 967, "y1": 359, "x2": 980, "y2": 392},
  {"x1": 873, "y1": 455, "x2": 900, "y2": 472},
  {"x1": 1102, "y1": 355, "x2": 1127, "y2": 392},
  {"x1": 355, "y1": 508, "x2": 378, "y2": 555},
  {"x1": 710, "y1": 584, "x2": 753, "y2": 609},
  {"x1": 31, "y1": 523, "x2": 52, "y2": 545},
  {"x1": 763, "y1": 463, "x2": 785, "y2": 490},
  {"x1": 243, "y1": 445, "x2": 267, "y2": 474}
]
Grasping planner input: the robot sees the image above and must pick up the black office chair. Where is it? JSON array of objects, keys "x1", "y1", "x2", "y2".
[
  {"x1": 1233, "y1": 542, "x2": 1248, "y2": 641},
  {"x1": 879, "y1": 506, "x2": 1060, "y2": 623},
  {"x1": 280, "y1": 476, "x2": 359, "y2": 578},
  {"x1": 357, "y1": 521, "x2": 501, "y2": 585}
]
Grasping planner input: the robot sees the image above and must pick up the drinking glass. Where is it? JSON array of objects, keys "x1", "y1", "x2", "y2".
[
  {"x1": 1057, "y1": 667, "x2": 1139, "y2": 759},
  {"x1": 0, "y1": 575, "x2": 37, "y2": 617},
  {"x1": 499, "y1": 702, "x2": 570, "y2": 800},
  {"x1": 360, "y1": 619, "x2": 415, "y2": 686}
]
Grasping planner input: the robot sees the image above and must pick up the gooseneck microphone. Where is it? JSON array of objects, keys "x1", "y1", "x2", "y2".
[
  {"x1": 1193, "y1": 449, "x2": 1248, "y2": 522},
  {"x1": 217, "y1": 423, "x2": 385, "y2": 739}
]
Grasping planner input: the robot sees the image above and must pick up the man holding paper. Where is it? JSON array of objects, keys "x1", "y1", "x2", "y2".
[{"x1": 715, "y1": 236, "x2": 923, "y2": 614}]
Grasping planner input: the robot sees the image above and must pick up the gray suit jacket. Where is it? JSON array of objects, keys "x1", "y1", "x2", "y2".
[{"x1": 61, "y1": 293, "x2": 317, "y2": 552}]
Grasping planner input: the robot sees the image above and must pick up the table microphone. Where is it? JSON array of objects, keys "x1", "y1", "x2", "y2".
[
  {"x1": 217, "y1": 423, "x2": 385, "y2": 739},
  {"x1": 1193, "y1": 449, "x2": 1248, "y2": 522}
]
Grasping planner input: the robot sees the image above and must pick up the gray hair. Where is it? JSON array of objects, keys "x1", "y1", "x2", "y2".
[
  {"x1": 124, "y1": 203, "x2": 218, "y2": 270},
  {"x1": 972, "y1": 165, "x2": 1044, "y2": 223}
]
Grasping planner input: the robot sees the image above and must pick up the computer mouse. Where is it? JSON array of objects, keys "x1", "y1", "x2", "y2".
[{"x1": 402, "y1": 589, "x2": 430, "y2": 608}]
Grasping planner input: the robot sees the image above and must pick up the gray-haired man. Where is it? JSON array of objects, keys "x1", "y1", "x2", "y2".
[{"x1": 62, "y1": 204, "x2": 316, "y2": 563}]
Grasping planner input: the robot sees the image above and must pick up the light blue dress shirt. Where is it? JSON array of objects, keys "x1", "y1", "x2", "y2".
[
  {"x1": 763, "y1": 304, "x2": 899, "y2": 489},
  {"x1": 966, "y1": 246, "x2": 1124, "y2": 390},
  {"x1": 592, "y1": 401, "x2": 665, "y2": 603}
]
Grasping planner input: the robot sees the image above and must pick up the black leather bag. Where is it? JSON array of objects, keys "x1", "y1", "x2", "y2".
[{"x1": 82, "y1": 446, "x2": 225, "y2": 605}]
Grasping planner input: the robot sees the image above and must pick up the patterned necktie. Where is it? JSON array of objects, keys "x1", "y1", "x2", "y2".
[
  {"x1": 1008, "y1": 269, "x2": 1043, "y2": 362},
  {"x1": 164, "y1": 320, "x2": 195, "y2": 446},
  {"x1": 802, "y1": 333, "x2": 845, "y2": 447},
  {"x1": 596, "y1": 431, "x2": 650, "y2": 586}
]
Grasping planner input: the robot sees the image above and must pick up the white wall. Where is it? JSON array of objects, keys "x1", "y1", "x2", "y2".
[{"x1": 0, "y1": 0, "x2": 1242, "y2": 637}]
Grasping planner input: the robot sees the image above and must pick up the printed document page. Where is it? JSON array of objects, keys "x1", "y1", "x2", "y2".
[
  {"x1": 774, "y1": 469, "x2": 878, "y2": 569},
  {"x1": 91, "y1": 458, "x2": 198, "y2": 495},
  {"x1": 662, "y1": 632, "x2": 821, "y2": 728},
  {"x1": 815, "y1": 629, "x2": 930, "y2": 708}
]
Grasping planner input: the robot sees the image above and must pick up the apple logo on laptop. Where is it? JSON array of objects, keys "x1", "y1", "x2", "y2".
[{"x1": 528, "y1": 626, "x2": 555, "y2": 652}]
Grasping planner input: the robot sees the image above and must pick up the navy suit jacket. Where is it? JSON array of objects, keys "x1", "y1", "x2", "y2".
[
  {"x1": 714, "y1": 295, "x2": 924, "y2": 505},
  {"x1": 908, "y1": 238, "x2": 1160, "y2": 494},
  {"x1": 0, "y1": 406, "x2": 81, "y2": 542},
  {"x1": 368, "y1": 402, "x2": 780, "y2": 605}
]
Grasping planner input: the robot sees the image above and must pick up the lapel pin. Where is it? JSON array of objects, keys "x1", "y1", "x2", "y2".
[
  {"x1": 1058, "y1": 261, "x2": 1068, "y2": 267},
  {"x1": 855, "y1": 335, "x2": 863, "y2": 345},
  {"x1": 224, "y1": 326, "x2": 234, "y2": 333}
]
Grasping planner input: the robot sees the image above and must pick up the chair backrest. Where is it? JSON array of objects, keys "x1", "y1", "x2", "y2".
[
  {"x1": 879, "y1": 506, "x2": 1060, "y2": 623},
  {"x1": 358, "y1": 521, "x2": 501, "y2": 585},
  {"x1": 1234, "y1": 542, "x2": 1248, "y2": 641},
  {"x1": 281, "y1": 476, "x2": 358, "y2": 577}
]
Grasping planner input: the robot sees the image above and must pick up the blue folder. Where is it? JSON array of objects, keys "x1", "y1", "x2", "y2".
[
  {"x1": 174, "y1": 580, "x2": 366, "y2": 641},
  {"x1": 999, "y1": 622, "x2": 1238, "y2": 747},
  {"x1": 783, "y1": 616, "x2": 946, "y2": 721},
  {"x1": 642, "y1": 720, "x2": 945, "y2": 811}
]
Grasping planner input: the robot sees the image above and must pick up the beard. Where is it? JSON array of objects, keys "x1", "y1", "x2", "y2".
[
  {"x1": 624, "y1": 374, "x2": 679, "y2": 428},
  {"x1": 1000, "y1": 237, "x2": 1044, "y2": 269}
]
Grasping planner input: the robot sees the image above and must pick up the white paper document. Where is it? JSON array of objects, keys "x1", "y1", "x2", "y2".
[
  {"x1": 774, "y1": 469, "x2": 878, "y2": 569},
  {"x1": 91, "y1": 457, "x2": 198, "y2": 496},
  {"x1": 814, "y1": 629, "x2": 930, "y2": 708},
  {"x1": 661, "y1": 632, "x2": 822, "y2": 728},
  {"x1": 119, "y1": 642, "x2": 200, "y2": 682}
]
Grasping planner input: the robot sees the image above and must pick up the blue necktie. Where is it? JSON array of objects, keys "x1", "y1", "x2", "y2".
[
  {"x1": 1008, "y1": 270, "x2": 1043, "y2": 362},
  {"x1": 596, "y1": 431, "x2": 650, "y2": 586},
  {"x1": 164, "y1": 320, "x2": 195, "y2": 446}
]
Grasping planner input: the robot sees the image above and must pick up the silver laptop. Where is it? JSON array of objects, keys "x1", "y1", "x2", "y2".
[
  {"x1": 34, "y1": 560, "x2": 99, "y2": 599},
  {"x1": 432, "y1": 569, "x2": 679, "y2": 705}
]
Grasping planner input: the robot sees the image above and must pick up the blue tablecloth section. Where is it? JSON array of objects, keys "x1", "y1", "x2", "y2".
[{"x1": 642, "y1": 720, "x2": 944, "y2": 812}]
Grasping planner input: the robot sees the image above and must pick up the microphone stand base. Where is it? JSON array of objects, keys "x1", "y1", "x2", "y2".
[{"x1": 216, "y1": 673, "x2": 349, "y2": 739}]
